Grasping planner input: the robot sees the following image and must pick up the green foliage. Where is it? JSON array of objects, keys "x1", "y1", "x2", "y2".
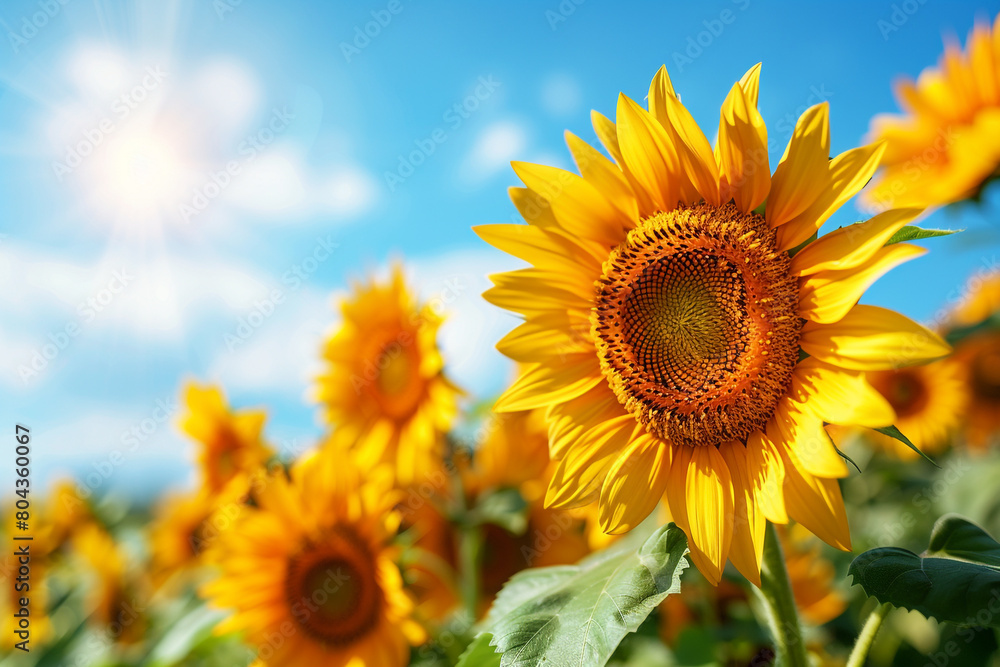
[
  {"x1": 873, "y1": 425, "x2": 938, "y2": 466},
  {"x1": 455, "y1": 633, "x2": 502, "y2": 667},
  {"x1": 468, "y1": 487, "x2": 530, "y2": 534},
  {"x1": 472, "y1": 523, "x2": 688, "y2": 667},
  {"x1": 884, "y1": 226, "x2": 961, "y2": 245},
  {"x1": 850, "y1": 515, "x2": 1000, "y2": 627}
]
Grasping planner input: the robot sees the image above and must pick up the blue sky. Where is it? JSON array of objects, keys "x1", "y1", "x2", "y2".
[{"x1": 1, "y1": 0, "x2": 999, "y2": 500}]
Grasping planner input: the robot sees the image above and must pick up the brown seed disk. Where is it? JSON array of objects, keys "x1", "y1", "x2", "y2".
[
  {"x1": 284, "y1": 526, "x2": 382, "y2": 646},
  {"x1": 591, "y1": 202, "x2": 802, "y2": 447}
]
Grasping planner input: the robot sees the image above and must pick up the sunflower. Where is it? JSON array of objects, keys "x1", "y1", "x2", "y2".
[
  {"x1": 149, "y1": 475, "x2": 252, "y2": 586},
  {"x1": 862, "y1": 358, "x2": 967, "y2": 457},
  {"x1": 476, "y1": 64, "x2": 950, "y2": 585},
  {"x1": 957, "y1": 333, "x2": 1000, "y2": 448},
  {"x1": 315, "y1": 266, "x2": 462, "y2": 486},
  {"x1": 180, "y1": 382, "x2": 272, "y2": 494},
  {"x1": 863, "y1": 15, "x2": 1000, "y2": 210},
  {"x1": 46, "y1": 479, "x2": 90, "y2": 549},
  {"x1": 465, "y1": 410, "x2": 592, "y2": 581},
  {"x1": 201, "y1": 448, "x2": 426, "y2": 667},
  {"x1": 947, "y1": 270, "x2": 1000, "y2": 449},
  {"x1": 74, "y1": 523, "x2": 148, "y2": 645},
  {"x1": 778, "y1": 524, "x2": 845, "y2": 626},
  {"x1": 406, "y1": 409, "x2": 592, "y2": 618}
]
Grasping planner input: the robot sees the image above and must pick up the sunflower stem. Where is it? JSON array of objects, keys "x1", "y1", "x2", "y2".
[
  {"x1": 758, "y1": 522, "x2": 809, "y2": 667},
  {"x1": 457, "y1": 523, "x2": 482, "y2": 618},
  {"x1": 846, "y1": 602, "x2": 891, "y2": 667}
]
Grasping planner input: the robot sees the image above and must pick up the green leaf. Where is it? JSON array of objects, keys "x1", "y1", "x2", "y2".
[
  {"x1": 470, "y1": 487, "x2": 529, "y2": 534},
  {"x1": 849, "y1": 515, "x2": 1000, "y2": 627},
  {"x1": 787, "y1": 231, "x2": 818, "y2": 258},
  {"x1": 873, "y1": 425, "x2": 938, "y2": 467},
  {"x1": 884, "y1": 226, "x2": 961, "y2": 245},
  {"x1": 457, "y1": 633, "x2": 502, "y2": 667},
  {"x1": 483, "y1": 523, "x2": 688, "y2": 667}
]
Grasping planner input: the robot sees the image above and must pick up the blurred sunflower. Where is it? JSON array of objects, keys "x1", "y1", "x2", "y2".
[
  {"x1": 74, "y1": 523, "x2": 148, "y2": 645},
  {"x1": 863, "y1": 14, "x2": 1000, "y2": 210},
  {"x1": 948, "y1": 271, "x2": 1000, "y2": 449},
  {"x1": 477, "y1": 64, "x2": 950, "y2": 584},
  {"x1": 149, "y1": 475, "x2": 251, "y2": 586},
  {"x1": 315, "y1": 266, "x2": 462, "y2": 486},
  {"x1": 406, "y1": 409, "x2": 593, "y2": 618},
  {"x1": 951, "y1": 271, "x2": 1000, "y2": 328},
  {"x1": 957, "y1": 334, "x2": 1000, "y2": 448},
  {"x1": 180, "y1": 382, "x2": 272, "y2": 494},
  {"x1": 202, "y1": 448, "x2": 425, "y2": 667},
  {"x1": 463, "y1": 410, "x2": 592, "y2": 604},
  {"x1": 863, "y1": 359, "x2": 967, "y2": 457},
  {"x1": 46, "y1": 479, "x2": 90, "y2": 549},
  {"x1": 778, "y1": 524, "x2": 846, "y2": 626}
]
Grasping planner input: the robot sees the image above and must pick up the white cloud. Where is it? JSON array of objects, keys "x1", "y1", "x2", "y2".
[
  {"x1": 541, "y1": 73, "x2": 582, "y2": 117},
  {"x1": 209, "y1": 286, "x2": 332, "y2": 394},
  {"x1": 409, "y1": 247, "x2": 521, "y2": 398},
  {"x1": 46, "y1": 45, "x2": 375, "y2": 233},
  {"x1": 0, "y1": 406, "x2": 193, "y2": 499},
  {"x1": 224, "y1": 145, "x2": 378, "y2": 221},
  {"x1": 313, "y1": 166, "x2": 378, "y2": 218},
  {"x1": 0, "y1": 238, "x2": 277, "y2": 382},
  {"x1": 460, "y1": 120, "x2": 528, "y2": 184}
]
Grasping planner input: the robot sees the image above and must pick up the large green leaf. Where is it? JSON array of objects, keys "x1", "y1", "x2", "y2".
[
  {"x1": 849, "y1": 515, "x2": 1000, "y2": 627},
  {"x1": 482, "y1": 523, "x2": 688, "y2": 667},
  {"x1": 456, "y1": 633, "x2": 502, "y2": 667}
]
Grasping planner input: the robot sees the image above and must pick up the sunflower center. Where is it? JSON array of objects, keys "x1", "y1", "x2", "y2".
[
  {"x1": 369, "y1": 338, "x2": 426, "y2": 419},
  {"x1": 971, "y1": 342, "x2": 1000, "y2": 401},
  {"x1": 285, "y1": 529, "x2": 381, "y2": 645},
  {"x1": 592, "y1": 202, "x2": 801, "y2": 447},
  {"x1": 870, "y1": 369, "x2": 928, "y2": 418}
]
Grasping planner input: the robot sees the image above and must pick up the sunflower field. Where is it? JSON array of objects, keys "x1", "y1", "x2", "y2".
[{"x1": 5, "y1": 2, "x2": 1000, "y2": 667}]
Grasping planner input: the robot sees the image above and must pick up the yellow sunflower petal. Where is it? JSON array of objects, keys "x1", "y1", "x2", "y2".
[
  {"x1": 767, "y1": 103, "x2": 831, "y2": 228},
  {"x1": 494, "y1": 355, "x2": 603, "y2": 412},
  {"x1": 719, "y1": 442, "x2": 765, "y2": 587},
  {"x1": 511, "y1": 161, "x2": 627, "y2": 246},
  {"x1": 666, "y1": 445, "x2": 734, "y2": 585},
  {"x1": 747, "y1": 430, "x2": 788, "y2": 523},
  {"x1": 547, "y1": 384, "x2": 624, "y2": 460},
  {"x1": 738, "y1": 62, "x2": 762, "y2": 108},
  {"x1": 789, "y1": 358, "x2": 896, "y2": 428},
  {"x1": 798, "y1": 243, "x2": 927, "y2": 325},
  {"x1": 599, "y1": 433, "x2": 670, "y2": 534},
  {"x1": 484, "y1": 269, "x2": 591, "y2": 316},
  {"x1": 661, "y1": 92, "x2": 721, "y2": 205},
  {"x1": 718, "y1": 81, "x2": 770, "y2": 213},
  {"x1": 616, "y1": 93, "x2": 687, "y2": 210},
  {"x1": 593, "y1": 109, "x2": 659, "y2": 217},
  {"x1": 496, "y1": 314, "x2": 590, "y2": 363},
  {"x1": 779, "y1": 447, "x2": 851, "y2": 551},
  {"x1": 592, "y1": 109, "x2": 624, "y2": 164},
  {"x1": 800, "y1": 304, "x2": 952, "y2": 371},
  {"x1": 776, "y1": 142, "x2": 887, "y2": 252},
  {"x1": 546, "y1": 415, "x2": 637, "y2": 509},
  {"x1": 647, "y1": 64, "x2": 677, "y2": 126},
  {"x1": 565, "y1": 130, "x2": 639, "y2": 223},
  {"x1": 767, "y1": 397, "x2": 848, "y2": 479},
  {"x1": 509, "y1": 187, "x2": 559, "y2": 230},
  {"x1": 789, "y1": 207, "x2": 924, "y2": 276}
]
